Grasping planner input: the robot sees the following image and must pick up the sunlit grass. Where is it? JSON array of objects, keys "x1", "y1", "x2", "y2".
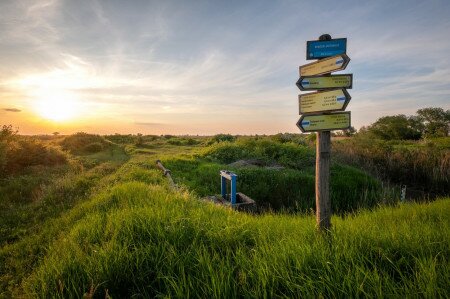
[
  {"x1": 1, "y1": 134, "x2": 448, "y2": 298},
  {"x1": 20, "y1": 178, "x2": 449, "y2": 297}
]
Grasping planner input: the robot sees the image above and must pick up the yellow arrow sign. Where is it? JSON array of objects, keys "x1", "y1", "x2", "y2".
[
  {"x1": 296, "y1": 74, "x2": 352, "y2": 91},
  {"x1": 296, "y1": 112, "x2": 351, "y2": 132},
  {"x1": 299, "y1": 54, "x2": 350, "y2": 76},
  {"x1": 299, "y1": 89, "x2": 351, "y2": 114}
]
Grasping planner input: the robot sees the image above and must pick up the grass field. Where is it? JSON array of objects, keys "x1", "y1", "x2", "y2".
[{"x1": 1, "y1": 134, "x2": 449, "y2": 297}]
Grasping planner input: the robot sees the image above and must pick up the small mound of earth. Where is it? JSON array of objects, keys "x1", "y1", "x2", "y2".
[{"x1": 228, "y1": 159, "x2": 284, "y2": 170}]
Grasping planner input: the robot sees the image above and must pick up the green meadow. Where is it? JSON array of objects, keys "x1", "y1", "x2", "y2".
[{"x1": 0, "y1": 132, "x2": 449, "y2": 297}]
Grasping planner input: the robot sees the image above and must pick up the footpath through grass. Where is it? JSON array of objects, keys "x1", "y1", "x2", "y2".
[{"x1": 8, "y1": 164, "x2": 448, "y2": 298}]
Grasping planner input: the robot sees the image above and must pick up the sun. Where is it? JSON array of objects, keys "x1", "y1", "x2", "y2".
[{"x1": 33, "y1": 89, "x2": 82, "y2": 122}]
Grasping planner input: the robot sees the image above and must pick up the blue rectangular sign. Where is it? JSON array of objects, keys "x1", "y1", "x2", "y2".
[{"x1": 306, "y1": 38, "x2": 347, "y2": 60}]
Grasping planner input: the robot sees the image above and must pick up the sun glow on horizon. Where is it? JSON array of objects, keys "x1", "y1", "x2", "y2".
[
  {"x1": 33, "y1": 90, "x2": 82, "y2": 122},
  {"x1": 13, "y1": 67, "x2": 95, "y2": 122}
]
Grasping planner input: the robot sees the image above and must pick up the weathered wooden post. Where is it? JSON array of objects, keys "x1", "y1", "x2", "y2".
[
  {"x1": 316, "y1": 130, "x2": 331, "y2": 230},
  {"x1": 296, "y1": 34, "x2": 352, "y2": 231},
  {"x1": 316, "y1": 34, "x2": 332, "y2": 231}
]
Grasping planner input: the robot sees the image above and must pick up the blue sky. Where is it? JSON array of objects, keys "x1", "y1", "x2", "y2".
[{"x1": 0, "y1": 0, "x2": 449, "y2": 134}]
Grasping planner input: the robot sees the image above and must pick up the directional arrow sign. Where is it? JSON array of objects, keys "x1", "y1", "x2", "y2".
[
  {"x1": 299, "y1": 54, "x2": 350, "y2": 77},
  {"x1": 299, "y1": 89, "x2": 351, "y2": 114},
  {"x1": 296, "y1": 112, "x2": 351, "y2": 132},
  {"x1": 306, "y1": 38, "x2": 346, "y2": 60},
  {"x1": 296, "y1": 74, "x2": 353, "y2": 91}
]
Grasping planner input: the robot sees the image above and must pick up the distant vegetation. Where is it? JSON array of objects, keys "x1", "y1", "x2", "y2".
[
  {"x1": 333, "y1": 136, "x2": 450, "y2": 195},
  {"x1": 360, "y1": 107, "x2": 449, "y2": 140},
  {"x1": 0, "y1": 125, "x2": 67, "y2": 176},
  {"x1": 208, "y1": 133, "x2": 236, "y2": 144},
  {"x1": 333, "y1": 107, "x2": 450, "y2": 196},
  {"x1": 167, "y1": 137, "x2": 200, "y2": 146},
  {"x1": 60, "y1": 132, "x2": 112, "y2": 154}
]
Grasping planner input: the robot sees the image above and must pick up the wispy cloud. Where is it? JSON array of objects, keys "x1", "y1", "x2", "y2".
[
  {"x1": 3, "y1": 108, "x2": 21, "y2": 112},
  {"x1": 0, "y1": 0, "x2": 449, "y2": 134}
]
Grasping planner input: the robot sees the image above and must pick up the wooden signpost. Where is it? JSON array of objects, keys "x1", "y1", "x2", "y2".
[
  {"x1": 306, "y1": 38, "x2": 346, "y2": 60},
  {"x1": 298, "y1": 89, "x2": 351, "y2": 114},
  {"x1": 299, "y1": 54, "x2": 350, "y2": 76},
  {"x1": 296, "y1": 74, "x2": 353, "y2": 91},
  {"x1": 296, "y1": 34, "x2": 353, "y2": 231},
  {"x1": 297, "y1": 112, "x2": 351, "y2": 132}
]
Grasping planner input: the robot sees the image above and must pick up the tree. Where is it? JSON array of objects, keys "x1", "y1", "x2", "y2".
[
  {"x1": 416, "y1": 107, "x2": 450, "y2": 138},
  {"x1": 335, "y1": 127, "x2": 356, "y2": 137},
  {"x1": 367, "y1": 115, "x2": 422, "y2": 140},
  {"x1": 0, "y1": 125, "x2": 17, "y2": 141},
  {"x1": 135, "y1": 133, "x2": 144, "y2": 146}
]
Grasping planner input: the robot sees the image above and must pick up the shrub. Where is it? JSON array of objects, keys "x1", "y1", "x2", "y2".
[
  {"x1": 83, "y1": 142, "x2": 104, "y2": 153},
  {"x1": 209, "y1": 134, "x2": 236, "y2": 144},
  {"x1": 167, "y1": 138, "x2": 201, "y2": 146},
  {"x1": 333, "y1": 136, "x2": 450, "y2": 194},
  {"x1": 0, "y1": 133, "x2": 68, "y2": 176},
  {"x1": 203, "y1": 138, "x2": 315, "y2": 170},
  {"x1": 60, "y1": 132, "x2": 110, "y2": 154}
]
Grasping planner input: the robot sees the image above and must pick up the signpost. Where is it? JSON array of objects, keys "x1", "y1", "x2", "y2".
[
  {"x1": 306, "y1": 38, "x2": 346, "y2": 60},
  {"x1": 296, "y1": 112, "x2": 351, "y2": 132},
  {"x1": 296, "y1": 74, "x2": 353, "y2": 91},
  {"x1": 298, "y1": 89, "x2": 351, "y2": 114},
  {"x1": 299, "y1": 54, "x2": 350, "y2": 76},
  {"x1": 295, "y1": 34, "x2": 353, "y2": 231}
]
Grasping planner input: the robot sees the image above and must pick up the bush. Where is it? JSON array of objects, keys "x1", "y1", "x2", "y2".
[
  {"x1": 209, "y1": 134, "x2": 236, "y2": 144},
  {"x1": 83, "y1": 142, "x2": 104, "y2": 153},
  {"x1": 333, "y1": 136, "x2": 450, "y2": 194},
  {"x1": 270, "y1": 133, "x2": 306, "y2": 144},
  {"x1": 0, "y1": 129, "x2": 68, "y2": 176},
  {"x1": 203, "y1": 138, "x2": 315, "y2": 170},
  {"x1": 60, "y1": 132, "x2": 110, "y2": 154},
  {"x1": 167, "y1": 138, "x2": 201, "y2": 146}
]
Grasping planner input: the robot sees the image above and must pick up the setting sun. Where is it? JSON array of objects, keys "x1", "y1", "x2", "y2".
[{"x1": 34, "y1": 90, "x2": 82, "y2": 122}]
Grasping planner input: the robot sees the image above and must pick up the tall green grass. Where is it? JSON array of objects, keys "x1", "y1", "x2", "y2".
[
  {"x1": 0, "y1": 161, "x2": 164, "y2": 296},
  {"x1": 164, "y1": 158, "x2": 386, "y2": 213},
  {"x1": 162, "y1": 137, "x2": 390, "y2": 213},
  {"x1": 21, "y1": 177, "x2": 449, "y2": 298},
  {"x1": 203, "y1": 138, "x2": 315, "y2": 170},
  {"x1": 333, "y1": 136, "x2": 450, "y2": 195},
  {"x1": 2, "y1": 136, "x2": 448, "y2": 298}
]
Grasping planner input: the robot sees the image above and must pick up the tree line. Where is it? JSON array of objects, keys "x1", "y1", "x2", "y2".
[{"x1": 356, "y1": 107, "x2": 449, "y2": 140}]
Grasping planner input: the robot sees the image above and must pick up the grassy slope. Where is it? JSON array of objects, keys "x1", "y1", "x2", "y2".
[
  {"x1": 15, "y1": 167, "x2": 450, "y2": 298},
  {"x1": 1, "y1": 138, "x2": 449, "y2": 297},
  {"x1": 0, "y1": 142, "x2": 129, "y2": 296}
]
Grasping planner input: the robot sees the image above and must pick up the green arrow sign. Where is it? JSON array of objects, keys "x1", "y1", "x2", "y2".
[
  {"x1": 299, "y1": 54, "x2": 350, "y2": 77},
  {"x1": 296, "y1": 112, "x2": 351, "y2": 132},
  {"x1": 296, "y1": 74, "x2": 353, "y2": 91},
  {"x1": 299, "y1": 89, "x2": 351, "y2": 114}
]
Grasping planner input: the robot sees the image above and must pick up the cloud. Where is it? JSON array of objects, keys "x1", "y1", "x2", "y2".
[
  {"x1": 3, "y1": 108, "x2": 21, "y2": 112},
  {"x1": 134, "y1": 122, "x2": 164, "y2": 127},
  {"x1": 1, "y1": 0, "x2": 450, "y2": 134}
]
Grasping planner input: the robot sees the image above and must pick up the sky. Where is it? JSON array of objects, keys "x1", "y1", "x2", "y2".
[{"x1": 0, "y1": 0, "x2": 449, "y2": 135}]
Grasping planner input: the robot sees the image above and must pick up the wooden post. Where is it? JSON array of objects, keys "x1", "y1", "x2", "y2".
[
  {"x1": 315, "y1": 33, "x2": 332, "y2": 231},
  {"x1": 316, "y1": 131, "x2": 331, "y2": 230}
]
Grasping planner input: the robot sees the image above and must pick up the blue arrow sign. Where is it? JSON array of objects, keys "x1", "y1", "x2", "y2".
[
  {"x1": 306, "y1": 38, "x2": 347, "y2": 60},
  {"x1": 336, "y1": 95, "x2": 346, "y2": 102}
]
